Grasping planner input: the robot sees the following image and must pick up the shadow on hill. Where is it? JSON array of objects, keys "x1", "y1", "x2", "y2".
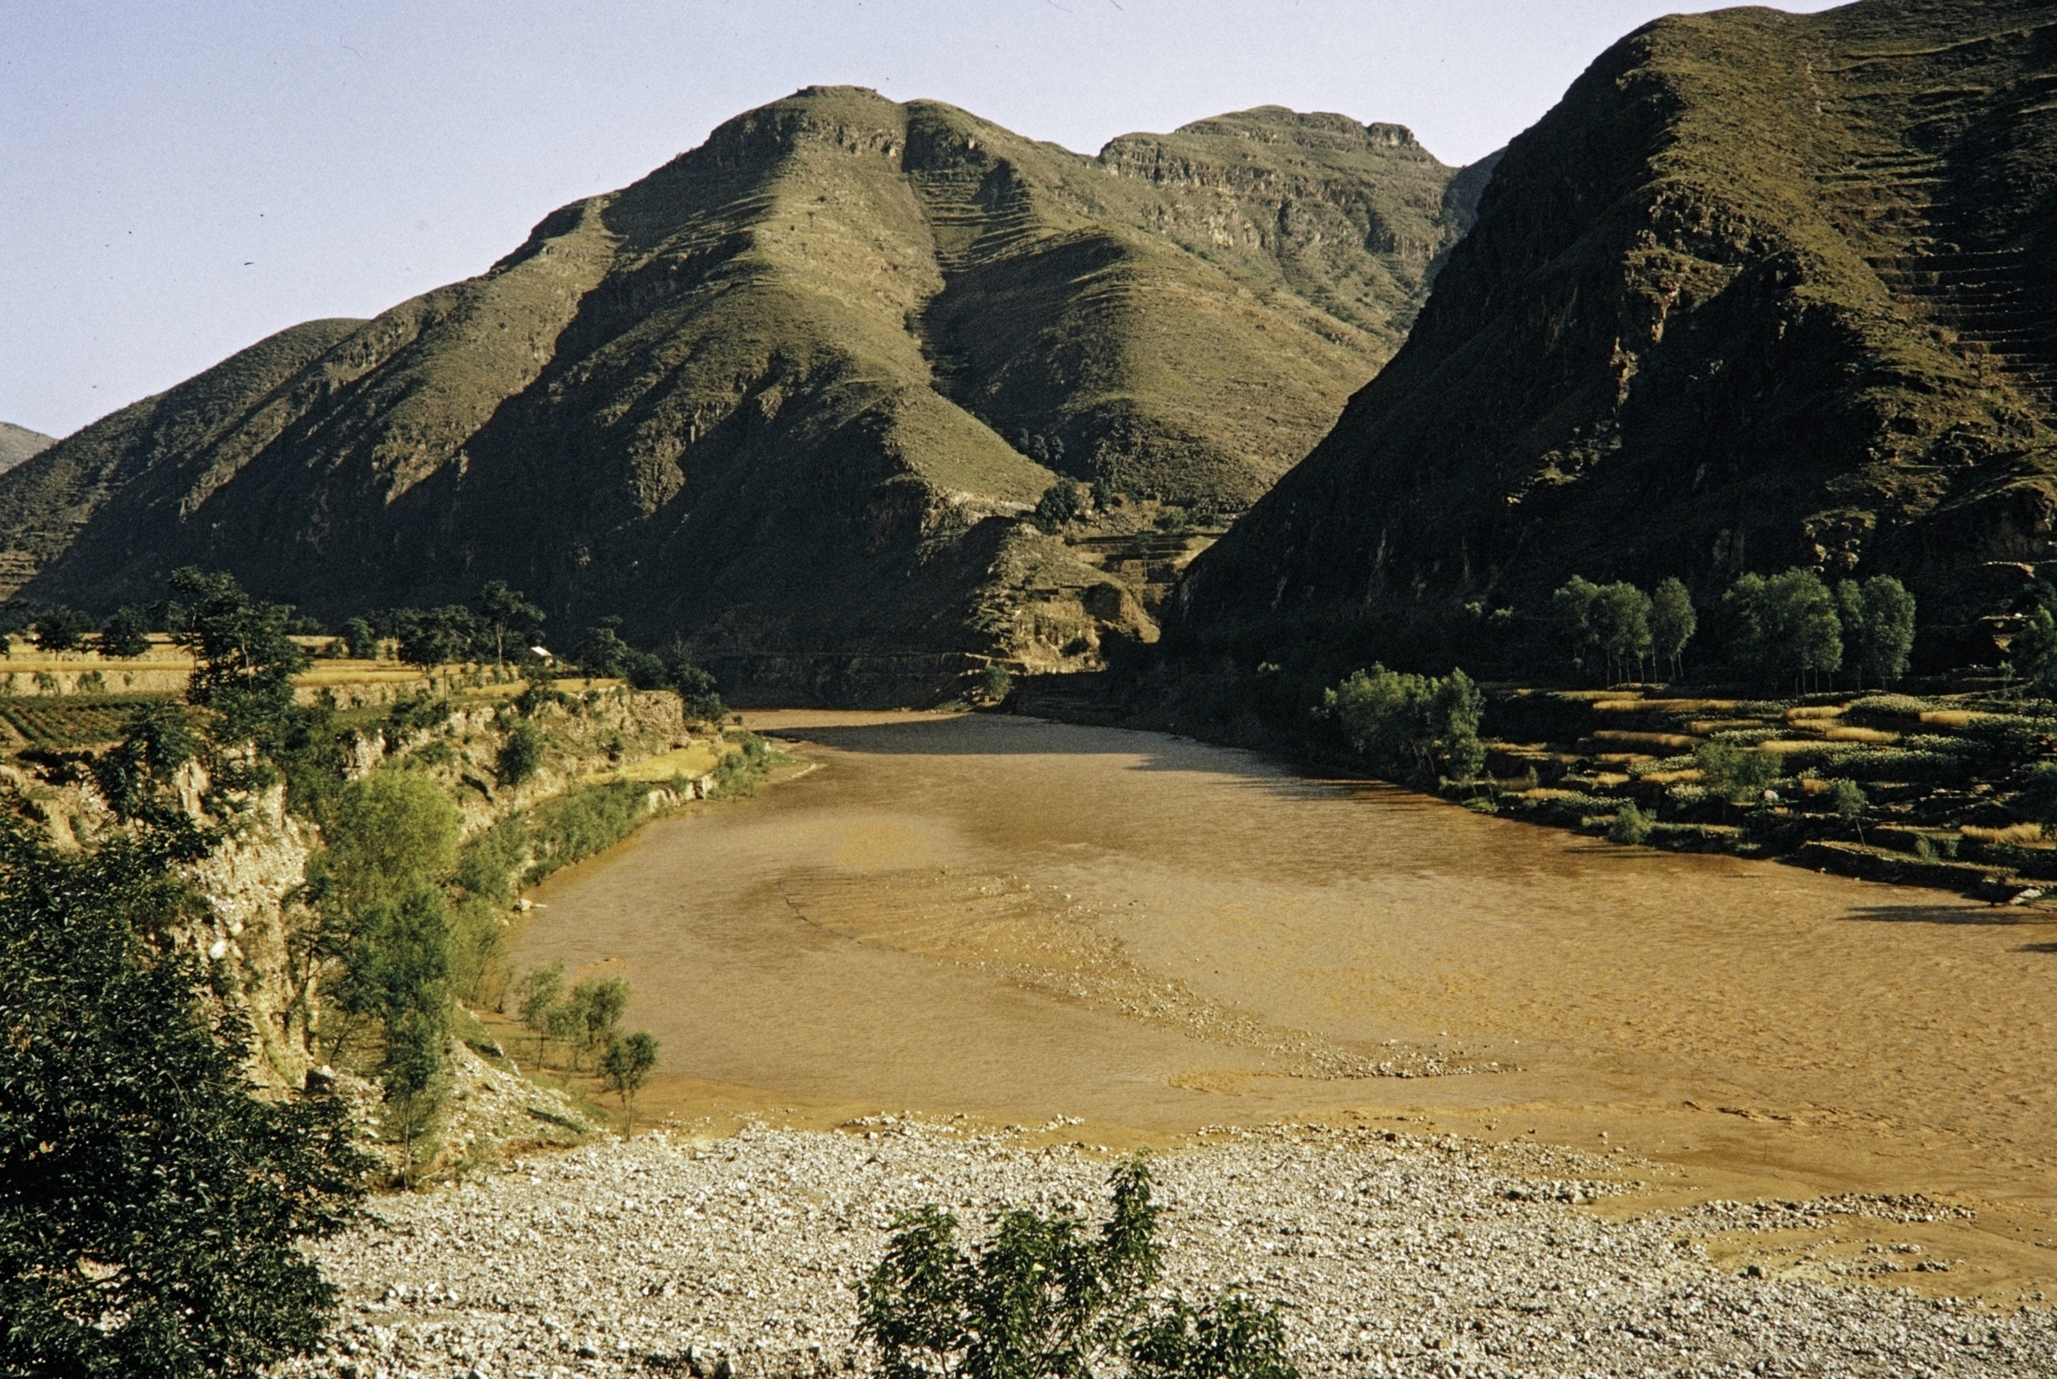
[{"x1": 757, "y1": 711, "x2": 1361, "y2": 803}]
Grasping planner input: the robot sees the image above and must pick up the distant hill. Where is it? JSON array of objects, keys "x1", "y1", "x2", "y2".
[
  {"x1": 0, "y1": 423, "x2": 54, "y2": 474},
  {"x1": 0, "y1": 88, "x2": 1483, "y2": 702},
  {"x1": 1173, "y1": 0, "x2": 2057, "y2": 672}
]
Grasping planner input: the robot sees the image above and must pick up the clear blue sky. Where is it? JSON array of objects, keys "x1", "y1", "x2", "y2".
[{"x1": 2, "y1": 0, "x2": 1843, "y2": 439}]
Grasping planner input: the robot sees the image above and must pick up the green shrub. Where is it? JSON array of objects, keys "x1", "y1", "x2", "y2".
[
  {"x1": 1032, "y1": 479, "x2": 1084, "y2": 532},
  {"x1": 1845, "y1": 694, "x2": 1933, "y2": 719},
  {"x1": 1323, "y1": 663, "x2": 1484, "y2": 784},
  {"x1": 859, "y1": 1157, "x2": 1295, "y2": 1379},
  {"x1": 322, "y1": 771, "x2": 461, "y2": 910},
  {"x1": 525, "y1": 781, "x2": 656, "y2": 882},
  {"x1": 979, "y1": 662, "x2": 1014, "y2": 703},
  {"x1": 498, "y1": 721, "x2": 546, "y2": 787},
  {"x1": 1607, "y1": 801, "x2": 1653, "y2": 845},
  {"x1": 1694, "y1": 740, "x2": 1782, "y2": 801}
]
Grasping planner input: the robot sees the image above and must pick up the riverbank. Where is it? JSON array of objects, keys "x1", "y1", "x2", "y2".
[{"x1": 290, "y1": 1120, "x2": 2055, "y2": 1378}]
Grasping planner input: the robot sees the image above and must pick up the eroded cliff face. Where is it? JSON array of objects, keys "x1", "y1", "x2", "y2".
[
  {"x1": 1174, "y1": 0, "x2": 2057, "y2": 665},
  {"x1": 0, "y1": 88, "x2": 1488, "y2": 703}
]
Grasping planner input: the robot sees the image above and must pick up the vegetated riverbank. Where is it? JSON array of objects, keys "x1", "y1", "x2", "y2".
[
  {"x1": 1014, "y1": 671, "x2": 2057, "y2": 904},
  {"x1": 286, "y1": 1119, "x2": 2057, "y2": 1379}
]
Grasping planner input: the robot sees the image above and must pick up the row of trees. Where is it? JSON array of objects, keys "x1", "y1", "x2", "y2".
[{"x1": 1547, "y1": 569, "x2": 1915, "y2": 690}]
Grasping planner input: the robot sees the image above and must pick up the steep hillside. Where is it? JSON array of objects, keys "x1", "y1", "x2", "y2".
[
  {"x1": 0, "y1": 88, "x2": 1476, "y2": 702},
  {"x1": 0, "y1": 423, "x2": 54, "y2": 474},
  {"x1": 1174, "y1": 0, "x2": 2057, "y2": 671}
]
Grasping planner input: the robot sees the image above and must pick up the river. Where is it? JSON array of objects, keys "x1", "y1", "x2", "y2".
[{"x1": 515, "y1": 709, "x2": 2057, "y2": 1292}]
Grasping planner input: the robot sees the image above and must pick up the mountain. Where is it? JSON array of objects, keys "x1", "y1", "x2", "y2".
[
  {"x1": 0, "y1": 423, "x2": 55, "y2": 475},
  {"x1": 1172, "y1": 0, "x2": 2057, "y2": 671},
  {"x1": 0, "y1": 88, "x2": 1481, "y2": 702}
]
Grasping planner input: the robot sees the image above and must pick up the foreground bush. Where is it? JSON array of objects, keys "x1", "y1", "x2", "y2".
[
  {"x1": 859, "y1": 1157, "x2": 1294, "y2": 1379},
  {"x1": 1322, "y1": 664, "x2": 1485, "y2": 784},
  {"x1": 0, "y1": 820, "x2": 368, "y2": 1375}
]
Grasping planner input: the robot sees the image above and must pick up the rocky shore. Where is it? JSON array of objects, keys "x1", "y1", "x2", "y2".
[{"x1": 285, "y1": 1120, "x2": 2057, "y2": 1378}]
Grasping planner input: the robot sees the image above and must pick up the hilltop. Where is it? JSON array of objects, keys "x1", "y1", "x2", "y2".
[
  {"x1": 0, "y1": 89, "x2": 1481, "y2": 702},
  {"x1": 1172, "y1": 0, "x2": 2057, "y2": 674},
  {"x1": 0, "y1": 422, "x2": 55, "y2": 474}
]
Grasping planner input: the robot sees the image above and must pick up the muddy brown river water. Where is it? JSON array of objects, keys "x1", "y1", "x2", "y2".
[{"x1": 516, "y1": 710, "x2": 2057, "y2": 1294}]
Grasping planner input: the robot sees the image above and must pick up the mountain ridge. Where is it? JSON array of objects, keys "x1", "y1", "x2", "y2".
[
  {"x1": 1171, "y1": 0, "x2": 2057, "y2": 672},
  {"x1": 0, "y1": 87, "x2": 1483, "y2": 701}
]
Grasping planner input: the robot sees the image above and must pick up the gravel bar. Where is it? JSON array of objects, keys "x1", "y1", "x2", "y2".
[{"x1": 286, "y1": 1120, "x2": 2057, "y2": 1378}]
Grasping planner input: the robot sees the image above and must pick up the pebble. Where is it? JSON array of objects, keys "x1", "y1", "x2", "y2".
[{"x1": 281, "y1": 1121, "x2": 2057, "y2": 1377}]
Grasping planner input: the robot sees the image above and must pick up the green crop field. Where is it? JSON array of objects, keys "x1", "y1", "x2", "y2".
[{"x1": 0, "y1": 695, "x2": 169, "y2": 749}]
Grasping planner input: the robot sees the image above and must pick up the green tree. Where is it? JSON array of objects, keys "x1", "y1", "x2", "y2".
[
  {"x1": 1650, "y1": 577, "x2": 1696, "y2": 680},
  {"x1": 858, "y1": 1157, "x2": 1294, "y2": 1379},
  {"x1": 1829, "y1": 777, "x2": 1868, "y2": 844},
  {"x1": 662, "y1": 641, "x2": 727, "y2": 722},
  {"x1": 475, "y1": 581, "x2": 545, "y2": 669},
  {"x1": 1589, "y1": 581, "x2": 1654, "y2": 684},
  {"x1": 1844, "y1": 576, "x2": 1916, "y2": 688},
  {"x1": 1323, "y1": 664, "x2": 1485, "y2": 784},
  {"x1": 1549, "y1": 576, "x2": 1602, "y2": 678},
  {"x1": 97, "y1": 605, "x2": 152, "y2": 659},
  {"x1": 601, "y1": 1031, "x2": 659, "y2": 1132},
  {"x1": 516, "y1": 962, "x2": 567, "y2": 1060},
  {"x1": 1607, "y1": 800, "x2": 1652, "y2": 845},
  {"x1": 575, "y1": 617, "x2": 633, "y2": 678},
  {"x1": 1694, "y1": 739, "x2": 1783, "y2": 805},
  {"x1": 498, "y1": 721, "x2": 547, "y2": 787},
  {"x1": 31, "y1": 606, "x2": 91, "y2": 654},
  {"x1": 2015, "y1": 606, "x2": 2057, "y2": 699},
  {"x1": 978, "y1": 663, "x2": 1014, "y2": 704},
  {"x1": 393, "y1": 606, "x2": 478, "y2": 674},
  {"x1": 93, "y1": 700, "x2": 203, "y2": 820},
  {"x1": 1033, "y1": 479, "x2": 1084, "y2": 533},
  {"x1": 567, "y1": 975, "x2": 630, "y2": 1070},
  {"x1": 171, "y1": 568, "x2": 307, "y2": 737},
  {"x1": 0, "y1": 819, "x2": 369, "y2": 1375},
  {"x1": 319, "y1": 770, "x2": 462, "y2": 914},
  {"x1": 340, "y1": 616, "x2": 379, "y2": 660},
  {"x1": 1723, "y1": 569, "x2": 1841, "y2": 691},
  {"x1": 334, "y1": 880, "x2": 452, "y2": 1185}
]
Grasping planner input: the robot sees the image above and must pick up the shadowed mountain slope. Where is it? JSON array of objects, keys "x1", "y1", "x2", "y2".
[
  {"x1": 0, "y1": 88, "x2": 1478, "y2": 701},
  {"x1": 1173, "y1": 0, "x2": 2057, "y2": 669},
  {"x1": 0, "y1": 424, "x2": 55, "y2": 475}
]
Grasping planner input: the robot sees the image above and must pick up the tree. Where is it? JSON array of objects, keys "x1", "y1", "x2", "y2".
[
  {"x1": 601, "y1": 1031, "x2": 659, "y2": 1133},
  {"x1": 334, "y1": 880, "x2": 453, "y2": 1186},
  {"x1": 1033, "y1": 479, "x2": 1084, "y2": 532},
  {"x1": 171, "y1": 568, "x2": 307, "y2": 736},
  {"x1": 1323, "y1": 664, "x2": 1485, "y2": 784},
  {"x1": 392, "y1": 606, "x2": 478, "y2": 674},
  {"x1": 319, "y1": 770, "x2": 462, "y2": 914},
  {"x1": 1829, "y1": 777, "x2": 1868, "y2": 844},
  {"x1": 1694, "y1": 739, "x2": 1783, "y2": 805},
  {"x1": 662, "y1": 641, "x2": 727, "y2": 722},
  {"x1": 0, "y1": 819, "x2": 369, "y2": 1375},
  {"x1": 97, "y1": 606, "x2": 151, "y2": 659},
  {"x1": 1607, "y1": 800, "x2": 1652, "y2": 845},
  {"x1": 2016, "y1": 606, "x2": 2057, "y2": 699},
  {"x1": 1549, "y1": 577, "x2": 1602, "y2": 678},
  {"x1": 498, "y1": 721, "x2": 547, "y2": 787},
  {"x1": 1589, "y1": 581, "x2": 1653, "y2": 684},
  {"x1": 31, "y1": 606, "x2": 91, "y2": 654},
  {"x1": 858, "y1": 1157, "x2": 1294, "y2": 1379},
  {"x1": 340, "y1": 616, "x2": 379, "y2": 660},
  {"x1": 475, "y1": 581, "x2": 545, "y2": 669},
  {"x1": 1650, "y1": 577, "x2": 1696, "y2": 680},
  {"x1": 575, "y1": 617, "x2": 633, "y2": 679},
  {"x1": 516, "y1": 962, "x2": 566, "y2": 1060},
  {"x1": 1844, "y1": 576, "x2": 1916, "y2": 688},
  {"x1": 1722, "y1": 569, "x2": 1841, "y2": 691},
  {"x1": 568, "y1": 975, "x2": 630, "y2": 1071},
  {"x1": 93, "y1": 701, "x2": 202, "y2": 820}
]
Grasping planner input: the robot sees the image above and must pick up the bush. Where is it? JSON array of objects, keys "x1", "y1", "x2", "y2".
[
  {"x1": 341, "y1": 616, "x2": 379, "y2": 660},
  {"x1": 978, "y1": 662, "x2": 1014, "y2": 703},
  {"x1": 0, "y1": 821, "x2": 369, "y2": 1373},
  {"x1": 1694, "y1": 740, "x2": 1782, "y2": 801},
  {"x1": 498, "y1": 721, "x2": 547, "y2": 787},
  {"x1": 1322, "y1": 664, "x2": 1485, "y2": 784},
  {"x1": 1607, "y1": 801, "x2": 1653, "y2": 845},
  {"x1": 1155, "y1": 505, "x2": 1190, "y2": 533},
  {"x1": 663, "y1": 648, "x2": 726, "y2": 722},
  {"x1": 322, "y1": 770, "x2": 462, "y2": 910},
  {"x1": 859, "y1": 1157, "x2": 1295, "y2": 1379}
]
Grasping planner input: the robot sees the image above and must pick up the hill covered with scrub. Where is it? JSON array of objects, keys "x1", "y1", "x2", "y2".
[
  {"x1": 0, "y1": 87, "x2": 1484, "y2": 703},
  {"x1": 1171, "y1": 0, "x2": 2057, "y2": 677}
]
